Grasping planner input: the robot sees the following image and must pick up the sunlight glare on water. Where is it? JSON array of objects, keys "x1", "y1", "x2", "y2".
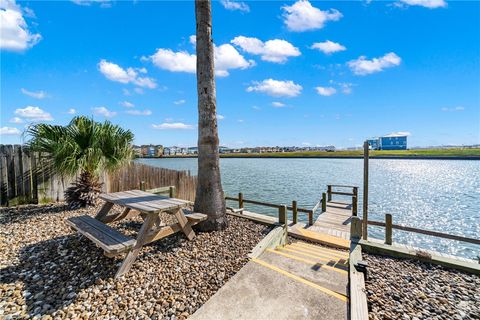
[{"x1": 137, "y1": 158, "x2": 480, "y2": 260}]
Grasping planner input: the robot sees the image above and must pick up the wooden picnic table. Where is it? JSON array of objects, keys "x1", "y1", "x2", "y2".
[{"x1": 66, "y1": 190, "x2": 207, "y2": 278}]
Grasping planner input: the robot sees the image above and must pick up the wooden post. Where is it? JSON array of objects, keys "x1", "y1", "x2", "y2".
[
  {"x1": 362, "y1": 141, "x2": 369, "y2": 240},
  {"x1": 292, "y1": 200, "x2": 298, "y2": 224},
  {"x1": 140, "y1": 181, "x2": 146, "y2": 191},
  {"x1": 352, "y1": 186, "x2": 358, "y2": 216},
  {"x1": 238, "y1": 192, "x2": 244, "y2": 209},
  {"x1": 350, "y1": 216, "x2": 362, "y2": 241},
  {"x1": 308, "y1": 210, "x2": 313, "y2": 226},
  {"x1": 352, "y1": 196, "x2": 358, "y2": 216},
  {"x1": 169, "y1": 186, "x2": 176, "y2": 198},
  {"x1": 327, "y1": 185, "x2": 332, "y2": 202},
  {"x1": 385, "y1": 213, "x2": 392, "y2": 245},
  {"x1": 278, "y1": 205, "x2": 287, "y2": 224},
  {"x1": 321, "y1": 192, "x2": 326, "y2": 212}
]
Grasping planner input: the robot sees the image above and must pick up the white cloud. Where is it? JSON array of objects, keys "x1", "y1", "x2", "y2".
[
  {"x1": 21, "y1": 88, "x2": 47, "y2": 99},
  {"x1": 441, "y1": 106, "x2": 465, "y2": 112},
  {"x1": 134, "y1": 87, "x2": 144, "y2": 94},
  {"x1": 152, "y1": 122, "x2": 194, "y2": 130},
  {"x1": 316, "y1": 86, "x2": 337, "y2": 96},
  {"x1": 9, "y1": 117, "x2": 23, "y2": 124},
  {"x1": 237, "y1": 119, "x2": 244, "y2": 123},
  {"x1": 247, "y1": 79, "x2": 302, "y2": 97},
  {"x1": 67, "y1": 108, "x2": 76, "y2": 114},
  {"x1": 217, "y1": 114, "x2": 225, "y2": 120},
  {"x1": 231, "y1": 36, "x2": 301, "y2": 63},
  {"x1": 282, "y1": 0, "x2": 342, "y2": 32},
  {"x1": 126, "y1": 109, "x2": 152, "y2": 116},
  {"x1": 92, "y1": 106, "x2": 116, "y2": 118},
  {"x1": 0, "y1": 0, "x2": 41, "y2": 51},
  {"x1": 122, "y1": 88, "x2": 131, "y2": 96},
  {"x1": 215, "y1": 43, "x2": 255, "y2": 76},
  {"x1": 149, "y1": 44, "x2": 254, "y2": 77},
  {"x1": 71, "y1": 0, "x2": 112, "y2": 7},
  {"x1": 119, "y1": 101, "x2": 134, "y2": 108},
  {"x1": 14, "y1": 106, "x2": 53, "y2": 121},
  {"x1": 0, "y1": 127, "x2": 21, "y2": 135},
  {"x1": 98, "y1": 60, "x2": 157, "y2": 88},
  {"x1": 301, "y1": 142, "x2": 311, "y2": 146},
  {"x1": 189, "y1": 35, "x2": 196, "y2": 46},
  {"x1": 337, "y1": 82, "x2": 354, "y2": 94},
  {"x1": 386, "y1": 131, "x2": 411, "y2": 137},
  {"x1": 252, "y1": 106, "x2": 261, "y2": 110},
  {"x1": 220, "y1": 0, "x2": 249, "y2": 12},
  {"x1": 310, "y1": 40, "x2": 346, "y2": 54},
  {"x1": 348, "y1": 52, "x2": 401, "y2": 75},
  {"x1": 397, "y1": 0, "x2": 447, "y2": 8},
  {"x1": 149, "y1": 49, "x2": 196, "y2": 73},
  {"x1": 272, "y1": 101, "x2": 286, "y2": 108},
  {"x1": 174, "y1": 99, "x2": 186, "y2": 105}
]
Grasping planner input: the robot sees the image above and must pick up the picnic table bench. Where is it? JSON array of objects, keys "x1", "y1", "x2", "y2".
[{"x1": 66, "y1": 190, "x2": 207, "y2": 278}]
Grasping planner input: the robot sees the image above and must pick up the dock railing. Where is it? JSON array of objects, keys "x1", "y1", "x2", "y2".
[
  {"x1": 225, "y1": 192, "x2": 323, "y2": 225},
  {"x1": 326, "y1": 184, "x2": 358, "y2": 216},
  {"x1": 365, "y1": 213, "x2": 480, "y2": 246}
]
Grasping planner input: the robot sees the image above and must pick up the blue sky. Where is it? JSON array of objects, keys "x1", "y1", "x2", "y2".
[{"x1": 1, "y1": 0, "x2": 479, "y2": 148}]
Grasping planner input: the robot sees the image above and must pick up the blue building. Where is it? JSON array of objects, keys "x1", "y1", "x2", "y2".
[
  {"x1": 380, "y1": 133, "x2": 407, "y2": 150},
  {"x1": 367, "y1": 133, "x2": 408, "y2": 150}
]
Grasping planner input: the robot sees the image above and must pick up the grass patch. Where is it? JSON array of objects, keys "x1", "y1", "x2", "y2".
[{"x1": 219, "y1": 148, "x2": 480, "y2": 158}]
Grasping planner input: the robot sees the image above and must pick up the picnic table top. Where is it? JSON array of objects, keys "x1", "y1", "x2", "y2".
[{"x1": 99, "y1": 190, "x2": 190, "y2": 214}]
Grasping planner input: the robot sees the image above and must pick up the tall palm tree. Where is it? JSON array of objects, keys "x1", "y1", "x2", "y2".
[
  {"x1": 27, "y1": 116, "x2": 134, "y2": 208},
  {"x1": 194, "y1": 0, "x2": 228, "y2": 231}
]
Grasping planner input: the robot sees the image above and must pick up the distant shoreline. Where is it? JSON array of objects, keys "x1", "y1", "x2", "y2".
[{"x1": 137, "y1": 149, "x2": 480, "y2": 161}]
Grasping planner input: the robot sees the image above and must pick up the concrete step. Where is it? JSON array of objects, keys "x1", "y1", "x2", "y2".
[
  {"x1": 191, "y1": 240, "x2": 349, "y2": 320},
  {"x1": 259, "y1": 248, "x2": 348, "y2": 296}
]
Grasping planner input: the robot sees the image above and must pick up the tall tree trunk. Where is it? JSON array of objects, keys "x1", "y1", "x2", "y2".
[{"x1": 194, "y1": 0, "x2": 228, "y2": 231}]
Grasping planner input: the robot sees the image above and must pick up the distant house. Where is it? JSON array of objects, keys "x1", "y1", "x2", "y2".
[
  {"x1": 187, "y1": 147, "x2": 198, "y2": 154},
  {"x1": 368, "y1": 133, "x2": 408, "y2": 150},
  {"x1": 367, "y1": 138, "x2": 380, "y2": 150},
  {"x1": 218, "y1": 146, "x2": 230, "y2": 153},
  {"x1": 380, "y1": 133, "x2": 407, "y2": 150}
]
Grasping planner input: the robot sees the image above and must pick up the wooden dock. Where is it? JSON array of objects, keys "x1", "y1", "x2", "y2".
[
  {"x1": 288, "y1": 200, "x2": 353, "y2": 250},
  {"x1": 227, "y1": 198, "x2": 355, "y2": 250},
  {"x1": 304, "y1": 201, "x2": 352, "y2": 239}
]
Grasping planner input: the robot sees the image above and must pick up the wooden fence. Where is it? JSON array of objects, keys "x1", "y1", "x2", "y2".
[
  {"x1": 0, "y1": 145, "x2": 197, "y2": 206},
  {"x1": 108, "y1": 162, "x2": 197, "y2": 202}
]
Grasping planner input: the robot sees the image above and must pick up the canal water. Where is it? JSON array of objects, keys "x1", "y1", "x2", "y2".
[{"x1": 136, "y1": 158, "x2": 480, "y2": 260}]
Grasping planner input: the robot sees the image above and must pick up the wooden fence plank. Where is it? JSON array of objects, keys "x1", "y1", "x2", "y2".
[
  {"x1": 0, "y1": 145, "x2": 7, "y2": 206},
  {"x1": 31, "y1": 151, "x2": 38, "y2": 203},
  {"x1": 5, "y1": 145, "x2": 15, "y2": 202},
  {"x1": 22, "y1": 147, "x2": 32, "y2": 202},
  {"x1": 14, "y1": 145, "x2": 24, "y2": 199}
]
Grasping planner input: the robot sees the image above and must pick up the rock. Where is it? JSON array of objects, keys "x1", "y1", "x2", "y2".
[
  {"x1": 364, "y1": 253, "x2": 479, "y2": 320},
  {"x1": 0, "y1": 203, "x2": 271, "y2": 319}
]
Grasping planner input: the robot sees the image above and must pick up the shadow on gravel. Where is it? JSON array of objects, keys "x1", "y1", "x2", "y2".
[
  {"x1": 0, "y1": 204, "x2": 72, "y2": 226},
  {"x1": 0, "y1": 234, "x2": 119, "y2": 317},
  {"x1": 0, "y1": 227, "x2": 187, "y2": 317}
]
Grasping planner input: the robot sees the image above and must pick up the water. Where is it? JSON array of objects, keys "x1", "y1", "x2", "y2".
[{"x1": 136, "y1": 157, "x2": 480, "y2": 260}]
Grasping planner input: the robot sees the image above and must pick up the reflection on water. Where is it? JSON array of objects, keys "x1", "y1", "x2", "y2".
[{"x1": 137, "y1": 158, "x2": 480, "y2": 260}]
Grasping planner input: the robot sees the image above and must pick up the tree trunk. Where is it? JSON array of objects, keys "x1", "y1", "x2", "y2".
[{"x1": 194, "y1": 0, "x2": 228, "y2": 231}]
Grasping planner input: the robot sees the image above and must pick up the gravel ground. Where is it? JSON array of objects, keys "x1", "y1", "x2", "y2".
[
  {"x1": 0, "y1": 203, "x2": 271, "y2": 319},
  {"x1": 364, "y1": 253, "x2": 480, "y2": 320}
]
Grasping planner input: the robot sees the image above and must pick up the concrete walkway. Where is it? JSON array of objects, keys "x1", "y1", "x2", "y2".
[{"x1": 190, "y1": 241, "x2": 349, "y2": 320}]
